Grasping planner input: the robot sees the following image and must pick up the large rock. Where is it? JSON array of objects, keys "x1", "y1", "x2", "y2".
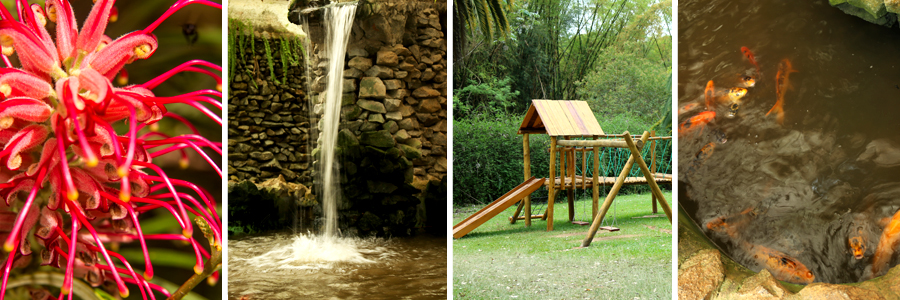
[
  {"x1": 359, "y1": 77, "x2": 387, "y2": 99},
  {"x1": 359, "y1": 130, "x2": 395, "y2": 148},
  {"x1": 677, "y1": 249, "x2": 724, "y2": 300},
  {"x1": 412, "y1": 86, "x2": 440, "y2": 98},
  {"x1": 348, "y1": 57, "x2": 373, "y2": 71},
  {"x1": 376, "y1": 50, "x2": 399, "y2": 66},
  {"x1": 357, "y1": 99, "x2": 387, "y2": 113}
]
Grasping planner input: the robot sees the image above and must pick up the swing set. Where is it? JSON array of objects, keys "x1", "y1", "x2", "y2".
[{"x1": 452, "y1": 100, "x2": 673, "y2": 247}]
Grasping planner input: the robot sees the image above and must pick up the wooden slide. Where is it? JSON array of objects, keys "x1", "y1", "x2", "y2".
[{"x1": 453, "y1": 177, "x2": 544, "y2": 238}]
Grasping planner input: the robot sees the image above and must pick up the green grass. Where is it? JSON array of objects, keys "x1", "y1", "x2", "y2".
[{"x1": 453, "y1": 192, "x2": 673, "y2": 299}]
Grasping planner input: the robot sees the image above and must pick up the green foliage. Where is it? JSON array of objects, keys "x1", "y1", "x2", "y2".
[
  {"x1": 575, "y1": 40, "x2": 671, "y2": 131},
  {"x1": 454, "y1": 72, "x2": 520, "y2": 118}
]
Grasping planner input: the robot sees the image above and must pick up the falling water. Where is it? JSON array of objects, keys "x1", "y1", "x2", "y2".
[{"x1": 319, "y1": 4, "x2": 357, "y2": 237}]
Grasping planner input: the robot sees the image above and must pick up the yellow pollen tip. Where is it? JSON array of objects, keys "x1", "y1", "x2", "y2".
[
  {"x1": 86, "y1": 157, "x2": 99, "y2": 167},
  {"x1": 193, "y1": 264, "x2": 203, "y2": 275},
  {"x1": 149, "y1": 123, "x2": 160, "y2": 132},
  {"x1": 207, "y1": 276, "x2": 217, "y2": 286},
  {"x1": 143, "y1": 271, "x2": 153, "y2": 280},
  {"x1": 119, "y1": 192, "x2": 131, "y2": 202},
  {"x1": 1, "y1": 46, "x2": 13, "y2": 57},
  {"x1": 183, "y1": 228, "x2": 193, "y2": 238},
  {"x1": 119, "y1": 288, "x2": 129, "y2": 298},
  {"x1": 116, "y1": 75, "x2": 128, "y2": 86},
  {"x1": 179, "y1": 158, "x2": 190, "y2": 169},
  {"x1": 0, "y1": 116, "x2": 14, "y2": 129},
  {"x1": 0, "y1": 84, "x2": 11, "y2": 97},
  {"x1": 109, "y1": 15, "x2": 118, "y2": 23},
  {"x1": 47, "y1": 7, "x2": 58, "y2": 23},
  {"x1": 117, "y1": 166, "x2": 129, "y2": 178},
  {"x1": 216, "y1": 83, "x2": 222, "y2": 92},
  {"x1": 67, "y1": 190, "x2": 79, "y2": 201},
  {"x1": 61, "y1": 287, "x2": 71, "y2": 295},
  {"x1": 3, "y1": 241, "x2": 13, "y2": 252},
  {"x1": 134, "y1": 44, "x2": 152, "y2": 59}
]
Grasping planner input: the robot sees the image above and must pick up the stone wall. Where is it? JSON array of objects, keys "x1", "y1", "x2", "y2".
[{"x1": 228, "y1": 34, "x2": 313, "y2": 189}]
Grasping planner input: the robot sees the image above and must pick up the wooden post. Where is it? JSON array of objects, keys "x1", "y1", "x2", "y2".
[
  {"x1": 567, "y1": 144, "x2": 576, "y2": 222},
  {"x1": 582, "y1": 131, "x2": 650, "y2": 247},
  {"x1": 592, "y1": 137, "x2": 599, "y2": 220},
  {"x1": 581, "y1": 147, "x2": 587, "y2": 190},
  {"x1": 624, "y1": 132, "x2": 672, "y2": 222},
  {"x1": 513, "y1": 133, "x2": 531, "y2": 227},
  {"x1": 650, "y1": 131, "x2": 658, "y2": 214},
  {"x1": 548, "y1": 137, "x2": 557, "y2": 231}
]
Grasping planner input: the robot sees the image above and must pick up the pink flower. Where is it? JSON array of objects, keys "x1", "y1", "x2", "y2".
[{"x1": 0, "y1": 0, "x2": 222, "y2": 299}]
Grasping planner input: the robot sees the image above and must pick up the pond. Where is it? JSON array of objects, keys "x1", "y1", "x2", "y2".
[
  {"x1": 228, "y1": 232, "x2": 447, "y2": 299},
  {"x1": 678, "y1": 0, "x2": 900, "y2": 284}
]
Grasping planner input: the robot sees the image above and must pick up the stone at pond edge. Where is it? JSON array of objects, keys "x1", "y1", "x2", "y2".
[
  {"x1": 735, "y1": 269, "x2": 787, "y2": 299},
  {"x1": 678, "y1": 249, "x2": 724, "y2": 300},
  {"x1": 359, "y1": 130, "x2": 395, "y2": 148}
]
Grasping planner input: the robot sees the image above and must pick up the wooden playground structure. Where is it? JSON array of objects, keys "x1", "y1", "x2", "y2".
[{"x1": 453, "y1": 100, "x2": 673, "y2": 247}]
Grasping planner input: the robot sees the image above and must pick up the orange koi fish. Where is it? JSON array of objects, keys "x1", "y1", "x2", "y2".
[
  {"x1": 849, "y1": 235, "x2": 867, "y2": 260},
  {"x1": 740, "y1": 76, "x2": 756, "y2": 88},
  {"x1": 704, "y1": 80, "x2": 715, "y2": 110},
  {"x1": 706, "y1": 207, "x2": 755, "y2": 238},
  {"x1": 679, "y1": 111, "x2": 716, "y2": 136},
  {"x1": 747, "y1": 243, "x2": 815, "y2": 284},
  {"x1": 871, "y1": 209, "x2": 900, "y2": 276},
  {"x1": 722, "y1": 87, "x2": 748, "y2": 116},
  {"x1": 766, "y1": 59, "x2": 797, "y2": 124},
  {"x1": 741, "y1": 46, "x2": 760, "y2": 73},
  {"x1": 679, "y1": 102, "x2": 701, "y2": 116}
]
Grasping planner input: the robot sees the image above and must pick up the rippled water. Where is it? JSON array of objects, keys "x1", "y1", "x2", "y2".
[
  {"x1": 678, "y1": 0, "x2": 900, "y2": 283},
  {"x1": 228, "y1": 233, "x2": 447, "y2": 299}
]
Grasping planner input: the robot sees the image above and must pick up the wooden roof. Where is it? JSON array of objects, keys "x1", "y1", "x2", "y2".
[{"x1": 518, "y1": 100, "x2": 605, "y2": 136}]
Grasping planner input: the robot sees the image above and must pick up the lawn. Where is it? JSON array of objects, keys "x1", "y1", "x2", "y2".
[{"x1": 453, "y1": 191, "x2": 673, "y2": 299}]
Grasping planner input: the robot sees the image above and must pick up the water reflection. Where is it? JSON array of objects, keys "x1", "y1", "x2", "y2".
[{"x1": 678, "y1": 0, "x2": 900, "y2": 284}]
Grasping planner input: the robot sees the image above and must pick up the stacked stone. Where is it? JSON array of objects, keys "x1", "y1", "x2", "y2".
[
  {"x1": 305, "y1": 3, "x2": 448, "y2": 236},
  {"x1": 227, "y1": 36, "x2": 313, "y2": 190}
]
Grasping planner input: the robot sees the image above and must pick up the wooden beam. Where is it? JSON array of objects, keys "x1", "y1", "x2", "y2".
[
  {"x1": 508, "y1": 215, "x2": 544, "y2": 222},
  {"x1": 582, "y1": 131, "x2": 650, "y2": 247},
  {"x1": 624, "y1": 132, "x2": 673, "y2": 222},
  {"x1": 555, "y1": 139, "x2": 643, "y2": 149}
]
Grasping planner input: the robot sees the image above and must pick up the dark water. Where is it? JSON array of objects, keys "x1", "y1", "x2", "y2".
[
  {"x1": 228, "y1": 233, "x2": 447, "y2": 299},
  {"x1": 678, "y1": 0, "x2": 900, "y2": 283}
]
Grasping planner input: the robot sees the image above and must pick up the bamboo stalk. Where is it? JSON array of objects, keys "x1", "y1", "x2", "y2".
[
  {"x1": 624, "y1": 132, "x2": 672, "y2": 222},
  {"x1": 582, "y1": 131, "x2": 650, "y2": 247}
]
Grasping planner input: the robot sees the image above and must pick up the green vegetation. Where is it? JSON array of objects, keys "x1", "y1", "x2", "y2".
[
  {"x1": 228, "y1": 19, "x2": 306, "y2": 87},
  {"x1": 453, "y1": 192, "x2": 672, "y2": 299}
]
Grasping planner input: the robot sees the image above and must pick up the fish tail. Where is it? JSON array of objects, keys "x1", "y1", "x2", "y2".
[{"x1": 766, "y1": 102, "x2": 782, "y2": 117}]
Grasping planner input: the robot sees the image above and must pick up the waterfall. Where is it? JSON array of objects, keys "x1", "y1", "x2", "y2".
[{"x1": 319, "y1": 4, "x2": 357, "y2": 238}]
